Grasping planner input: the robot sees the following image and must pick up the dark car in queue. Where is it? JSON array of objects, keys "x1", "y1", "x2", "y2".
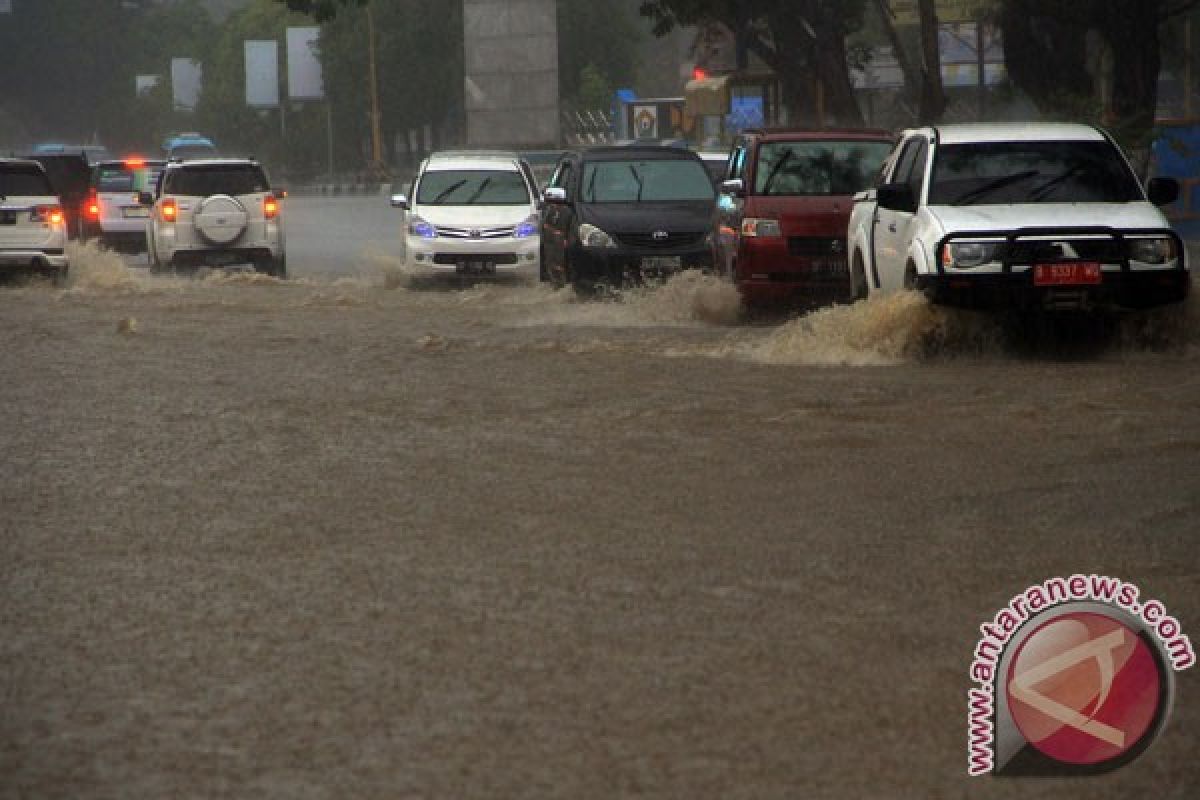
[
  {"x1": 539, "y1": 146, "x2": 717, "y2": 293},
  {"x1": 24, "y1": 152, "x2": 93, "y2": 240},
  {"x1": 717, "y1": 128, "x2": 894, "y2": 307}
]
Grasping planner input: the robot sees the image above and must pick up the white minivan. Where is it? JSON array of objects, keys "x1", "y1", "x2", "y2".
[
  {"x1": 0, "y1": 158, "x2": 69, "y2": 283},
  {"x1": 390, "y1": 151, "x2": 540, "y2": 279}
]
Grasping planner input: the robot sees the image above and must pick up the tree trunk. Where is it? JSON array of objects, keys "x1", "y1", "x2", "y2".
[
  {"x1": 1098, "y1": 0, "x2": 1161, "y2": 149},
  {"x1": 916, "y1": 0, "x2": 946, "y2": 122}
]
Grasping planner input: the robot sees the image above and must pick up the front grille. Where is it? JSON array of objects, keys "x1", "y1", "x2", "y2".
[
  {"x1": 787, "y1": 236, "x2": 846, "y2": 257},
  {"x1": 1005, "y1": 238, "x2": 1124, "y2": 263},
  {"x1": 432, "y1": 253, "x2": 519, "y2": 265},
  {"x1": 614, "y1": 231, "x2": 705, "y2": 249},
  {"x1": 435, "y1": 225, "x2": 516, "y2": 239}
]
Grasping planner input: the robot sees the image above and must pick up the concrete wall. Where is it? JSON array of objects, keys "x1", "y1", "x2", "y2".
[{"x1": 464, "y1": 0, "x2": 559, "y2": 148}]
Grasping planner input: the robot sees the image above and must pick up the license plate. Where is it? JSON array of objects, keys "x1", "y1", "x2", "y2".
[
  {"x1": 810, "y1": 259, "x2": 847, "y2": 276},
  {"x1": 1033, "y1": 262, "x2": 1102, "y2": 286},
  {"x1": 122, "y1": 207, "x2": 149, "y2": 218},
  {"x1": 0, "y1": 210, "x2": 15, "y2": 225},
  {"x1": 641, "y1": 256, "x2": 682, "y2": 271},
  {"x1": 458, "y1": 261, "x2": 494, "y2": 273}
]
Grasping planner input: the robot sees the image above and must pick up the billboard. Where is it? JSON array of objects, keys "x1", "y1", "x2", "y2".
[
  {"x1": 287, "y1": 27, "x2": 324, "y2": 100},
  {"x1": 463, "y1": 0, "x2": 559, "y2": 147},
  {"x1": 244, "y1": 40, "x2": 280, "y2": 108},
  {"x1": 136, "y1": 75, "x2": 161, "y2": 96},
  {"x1": 171, "y1": 58, "x2": 202, "y2": 111}
]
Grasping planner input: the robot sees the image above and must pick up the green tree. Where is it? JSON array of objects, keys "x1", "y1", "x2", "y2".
[
  {"x1": 638, "y1": 0, "x2": 871, "y2": 126},
  {"x1": 0, "y1": 0, "x2": 213, "y2": 150},
  {"x1": 558, "y1": 0, "x2": 641, "y2": 111},
  {"x1": 996, "y1": 0, "x2": 1200, "y2": 149}
]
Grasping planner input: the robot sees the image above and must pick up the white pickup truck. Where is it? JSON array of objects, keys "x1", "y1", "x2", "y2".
[{"x1": 846, "y1": 123, "x2": 1190, "y2": 312}]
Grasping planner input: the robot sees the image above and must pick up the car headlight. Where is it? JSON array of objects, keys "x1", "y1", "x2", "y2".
[
  {"x1": 408, "y1": 215, "x2": 436, "y2": 239},
  {"x1": 740, "y1": 218, "x2": 782, "y2": 238},
  {"x1": 1128, "y1": 236, "x2": 1176, "y2": 265},
  {"x1": 578, "y1": 223, "x2": 615, "y2": 248},
  {"x1": 943, "y1": 241, "x2": 1002, "y2": 269},
  {"x1": 514, "y1": 214, "x2": 539, "y2": 238}
]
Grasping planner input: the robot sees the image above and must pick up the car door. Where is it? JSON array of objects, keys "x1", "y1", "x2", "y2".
[
  {"x1": 540, "y1": 156, "x2": 575, "y2": 273},
  {"x1": 873, "y1": 134, "x2": 929, "y2": 292},
  {"x1": 716, "y1": 137, "x2": 749, "y2": 277}
]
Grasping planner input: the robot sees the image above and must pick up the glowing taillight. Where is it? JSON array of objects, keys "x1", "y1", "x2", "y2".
[
  {"x1": 85, "y1": 191, "x2": 100, "y2": 219},
  {"x1": 263, "y1": 195, "x2": 279, "y2": 219},
  {"x1": 161, "y1": 199, "x2": 177, "y2": 222},
  {"x1": 32, "y1": 205, "x2": 64, "y2": 226},
  {"x1": 125, "y1": 157, "x2": 146, "y2": 168}
]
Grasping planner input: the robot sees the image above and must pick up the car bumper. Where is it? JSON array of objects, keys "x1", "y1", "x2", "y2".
[
  {"x1": 567, "y1": 243, "x2": 715, "y2": 284},
  {"x1": 0, "y1": 249, "x2": 68, "y2": 269},
  {"x1": 406, "y1": 235, "x2": 540, "y2": 273},
  {"x1": 916, "y1": 267, "x2": 1191, "y2": 311},
  {"x1": 733, "y1": 237, "x2": 851, "y2": 303}
]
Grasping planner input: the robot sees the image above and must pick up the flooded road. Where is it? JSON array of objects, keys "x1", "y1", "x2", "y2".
[{"x1": 2, "y1": 199, "x2": 1198, "y2": 798}]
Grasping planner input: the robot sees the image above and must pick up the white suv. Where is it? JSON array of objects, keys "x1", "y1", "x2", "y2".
[
  {"x1": 390, "y1": 151, "x2": 540, "y2": 278},
  {"x1": 142, "y1": 158, "x2": 286, "y2": 277},
  {"x1": 0, "y1": 158, "x2": 69, "y2": 283},
  {"x1": 82, "y1": 158, "x2": 165, "y2": 253}
]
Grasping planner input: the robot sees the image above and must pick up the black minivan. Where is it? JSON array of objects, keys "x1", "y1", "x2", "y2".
[{"x1": 539, "y1": 146, "x2": 717, "y2": 293}]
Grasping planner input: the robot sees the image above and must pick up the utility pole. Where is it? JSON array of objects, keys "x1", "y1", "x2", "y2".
[{"x1": 366, "y1": 1, "x2": 385, "y2": 176}]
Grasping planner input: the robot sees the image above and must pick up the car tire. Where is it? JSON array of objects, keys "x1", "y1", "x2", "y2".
[
  {"x1": 255, "y1": 253, "x2": 287, "y2": 279},
  {"x1": 850, "y1": 253, "x2": 869, "y2": 302}
]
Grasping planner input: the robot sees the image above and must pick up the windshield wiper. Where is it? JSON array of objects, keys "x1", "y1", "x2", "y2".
[
  {"x1": 628, "y1": 165, "x2": 644, "y2": 202},
  {"x1": 464, "y1": 176, "x2": 492, "y2": 204},
  {"x1": 432, "y1": 180, "x2": 467, "y2": 204},
  {"x1": 950, "y1": 170, "x2": 1040, "y2": 205},
  {"x1": 1027, "y1": 164, "x2": 1088, "y2": 202},
  {"x1": 761, "y1": 150, "x2": 793, "y2": 195}
]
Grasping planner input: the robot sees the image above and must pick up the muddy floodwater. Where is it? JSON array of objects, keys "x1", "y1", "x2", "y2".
[{"x1": 2, "y1": 239, "x2": 1198, "y2": 798}]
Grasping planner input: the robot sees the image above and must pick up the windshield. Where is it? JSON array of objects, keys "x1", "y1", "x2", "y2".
[
  {"x1": 170, "y1": 144, "x2": 218, "y2": 160},
  {"x1": 416, "y1": 169, "x2": 531, "y2": 206},
  {"x1": 929, "y1": 140, "x2": 1143, "y2": 205},
  {"x1": 753, "y1": 140, "x2": 893, "y2": 196},
  {"x1": 0, "y1": 165, "x2": 53, "y2": 196},
  {"x1": 581, "y1": 158, "x2": 714, "y2": 203},
  {"x1": 96, "y1": 164, "x2": 163, "y2": 193},
  {"x1": 164, "y1": 165, "x2": 269, "y2": 196}
]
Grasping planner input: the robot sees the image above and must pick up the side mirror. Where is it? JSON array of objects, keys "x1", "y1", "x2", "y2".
[
  {"x1": 720, "y1": 178, "x2": 745, "y2": 197},
  {"x1": 138, "y1": 191, "x2": 154, "y2": 206},
  {"x1": 1147, "y1": 177, "x2": 1180, "y2": 207},
  {"x1": 390, "y1": 193, "x2": 409, "y2": 210},
  {"x1": 543, "y1": 187, "x2": 567, "y2": 205},
  {"x1": 876, "y1": 181, "x2": 918, "y2": 213}
]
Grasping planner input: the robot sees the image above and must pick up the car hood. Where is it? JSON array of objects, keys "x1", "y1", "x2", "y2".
[
  {"x1": 928, "y1": 202, "x2": 1170, "y2": 233},
  {"x1": 580, "y1": 200, "x2": 714, "y2": 233},
  {"x1": 413, "y1": 205, "x2": 534, "y2": 227}
]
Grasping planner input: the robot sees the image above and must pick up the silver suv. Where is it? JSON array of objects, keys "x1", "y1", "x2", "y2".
[
  {"x1": 142, "y1": 158, "x2": 286, "y2": 277},
  {"x1": 0, "y1": 158, "x2": 70, "y2": 283}
]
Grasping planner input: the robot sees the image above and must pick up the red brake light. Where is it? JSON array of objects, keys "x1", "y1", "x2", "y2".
[
  {"x1": 263, "y1": 195, "x2": 279, "y2": 219},
  {"x1": 32, "y1": 205, "x2": 64, "y2": 226},
  {"x1": 85, "y1": 191, "x2": 100, "y2": 219},
  {"x1": 161, "y1": 198, "x2": 177, "y2": 222},
  {"x1": 124, "y1": 157, "x2": 146, "y2": 168}
]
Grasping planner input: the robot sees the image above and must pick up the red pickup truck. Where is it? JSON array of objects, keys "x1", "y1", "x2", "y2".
[{"x1": 715, "y1": 128, "x2": 894, "y2": 307}]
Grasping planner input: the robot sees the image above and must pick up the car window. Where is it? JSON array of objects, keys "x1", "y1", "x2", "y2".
[
  {"x1": 729, "y1": 144, "x2": 746, "y2": 180},
  {"x1": 0, "y1": 164, "x2": 53, "y2": 196},
  {"x1": 580, "y1": 159, "x2": 715, "y2": 203},
  {"x1": 416, "y1": 169, "x2": 531, "y2": 206},
  {"x1": 928, "y1": 140, "x2": 1143, "y2": 205},
  {"x1": 752, "y1": 140, "x2": 893, "y2": 196},
  {"x1": 890, "y1": 137, "x2": 923, "y2": 188},
  {"x1": 904, "y1": 138, "x2": 928, "y2": 200},
  {"x1": 96, "y1": 166, "x2": 135, "y2": 192},
  {"x1": 164, "y1": 165, "x2": 269, "y2": 196}
]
